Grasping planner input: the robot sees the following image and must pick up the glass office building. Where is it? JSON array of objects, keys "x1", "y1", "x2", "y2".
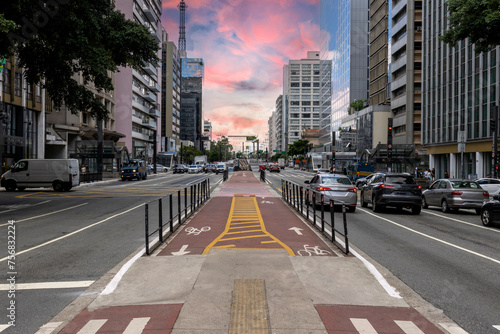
[
  {"x1": 180, "y1": 58, "x2": 204, "y2": 149},
  {"x1": 320, "y1": 0, "x2": 369, "y2": 148}
]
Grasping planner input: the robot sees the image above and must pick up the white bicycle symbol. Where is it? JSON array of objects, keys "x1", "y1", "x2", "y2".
[
  {"x1": 297, "y1": 244, "x2": 331, "y2": 256},
  {"x1": 185, "y1": 226, "x2": 211, "y2": 235}
]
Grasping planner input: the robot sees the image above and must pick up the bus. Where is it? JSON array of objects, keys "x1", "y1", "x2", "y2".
[{"x1": 157, "y1": 152, "x2": 177, "y2": 170}]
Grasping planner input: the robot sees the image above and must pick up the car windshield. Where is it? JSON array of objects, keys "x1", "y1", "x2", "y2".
[
  {"x1": 451, "y1": 181, "x2": 480, "y2": 189},
  {"x1": 123, "y1": 162, "x2": 137, "y2": 167},
  {"x1": 320, "y1": 177, "x2": 351, "y2": 185},
  {"x1": 190, "y1": 165, "x2": 197, "y2": 168},
  {"x1": 385, "y1": 176, "x2": 415, "y2": 184}
]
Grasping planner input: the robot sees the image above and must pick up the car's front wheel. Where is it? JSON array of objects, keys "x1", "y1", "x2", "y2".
[
  {"x1": 481, "y1": 209, "x2": 494, "y2": 226},
  {"x1": 360, "y1": 192, "x2": 368, "y2": 207},
  {"x1": 422, "y1": 196, "x2": 428, "y2": 209}
]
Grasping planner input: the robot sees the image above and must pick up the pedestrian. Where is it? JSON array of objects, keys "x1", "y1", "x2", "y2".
[
  {"x1": 444, "y1": 170, "x2": 449, "y2": 178},
  {"x1": 431, "y1": 168, "x2": 435, "y2": 181}
]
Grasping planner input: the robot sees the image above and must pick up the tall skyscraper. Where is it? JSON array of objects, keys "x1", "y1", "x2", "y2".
[{"x1": 180, "y1": 58, "x2": 204, "y2": 149}]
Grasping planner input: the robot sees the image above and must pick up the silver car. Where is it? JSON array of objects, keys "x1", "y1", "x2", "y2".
[
  {"x1": 422, "y1": 179, "x2": 490, "y2": 214},
  {"x1": 304, "y1": 174, "x2": 357, "y2": 212}
]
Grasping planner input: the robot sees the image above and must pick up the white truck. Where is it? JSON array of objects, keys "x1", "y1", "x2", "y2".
[
  {"x1": 278, "y1": 158, "x2": 285, "y2": 169},
  {"x1": 1, "y1": 159, "x2": 80, "y2": 192},
  {"x1": 194, "y1": 155, "x2": 208, "y2": 167}
]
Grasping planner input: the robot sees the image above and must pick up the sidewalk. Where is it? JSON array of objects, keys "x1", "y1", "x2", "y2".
[{"x1": 50, "y1": 171, "x2": 461, "y2": 334}]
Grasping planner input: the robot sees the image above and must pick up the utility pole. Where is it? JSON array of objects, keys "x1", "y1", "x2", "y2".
[{"x1": 492, "y1": 105, "x2": 498, "y2": 178}]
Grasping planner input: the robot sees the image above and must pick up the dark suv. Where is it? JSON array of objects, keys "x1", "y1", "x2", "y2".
[
  {"x1": 173, "y1": 164, "x2": 188, "y2": 174},
  {"x1": 360, "y1": 173, "x2": 422, "y2": 214}
]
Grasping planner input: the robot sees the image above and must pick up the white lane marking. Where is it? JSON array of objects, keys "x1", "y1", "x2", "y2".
[
  {"x1": 0, "y1": 203, "x2": 143, "y2": 263},
  {"x1": 395, "y1": 320, "x2": 424, "y2": 333},
  {"x1": 0, "y1": 203, "x2": 88, "y2": 227},
  {"x1": 34, "y1": 322, "x2": 63, "y2": 334},
  {"x1": 350, "y1": 318, "x2": 377, "y2": 333},
  {"x1": 77, "y1": 319, "x2": 107, "y2": 334},
  {"x1": 100, "y1": 247, "x2": 145, "y2": 295},
  {"x1": 0, "y1": 200, "x2": 51, "y2": 214},
  {"x1": 0, "y1": 281, "x2": 94, "y2": 290},
  {"x1": 439, "y1": 322, "x2": 469, "y2": 333},
  {"x1": 123, "y1": 317, "x2": 151, "y2": 334},
  {"x1": 424, "y1": 210, "x2": 500, "y2": 234},
  {"x1": 360, "y1": 208, "x2": 500, "y2": 265},
  {"x1": 171, "y1": 244, "x2": 190, "y2": 256},
  {"x1": 493, "y1": 325, "x2": 500, "y2": 331},
  {"x1": 0, "y1": 325, "x2": 11, "y2": 333}
]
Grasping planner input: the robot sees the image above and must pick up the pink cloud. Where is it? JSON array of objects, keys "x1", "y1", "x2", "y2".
[{"x1": 161, "y1": 0, "x2": 320, "y2": 142}]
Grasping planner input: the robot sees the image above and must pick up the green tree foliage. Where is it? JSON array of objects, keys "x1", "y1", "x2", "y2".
[
  {"x1": 0, "y1": 14, "x2": 17, "y2": 34},
  {"x1": 180, "y1": 146, "x2": 202, "y2": 165},
  {"x1": 350, "y1": 99, "x2": 368, "y2": 113},
  {"x1": 288, "y1": 139, "x2": 312, "y2": 157},
  {"x1": 0, "y1": 1, "x2": 159, "y2": 120},
  {"x1": 208, "y1": 137, "x2": 233, "y2": 162},
  {"x1": 440, "y1": 0, "x2": 500, "y2": 53}
]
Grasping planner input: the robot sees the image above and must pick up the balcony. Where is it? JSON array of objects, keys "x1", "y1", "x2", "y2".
[
  {"x1": 144, "y1": 63, "x2": 157, "y2": 76},
  {"x1": 150, "y1": 28, "x2": 161, "y2": 43},
  {"x1": 149, "y1": 81, "x2": 161, "y2": 92},
  {"x1": 143, "y1": 7, "x2": 155, "y2": 22},
  {"x1": 143, "y1": 90, "x2": 157, "y2": 103},
  {"x1": 142, "y1": 117, "x2": 157, "y2": 130},
  {"x1": 149, "y1": 108, "x2": 161, "y2": 118}
]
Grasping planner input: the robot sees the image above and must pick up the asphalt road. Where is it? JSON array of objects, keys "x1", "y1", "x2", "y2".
[
  {"x1": 0, "y1": 171, "x2": 224, "y2": 334},
  {"x1": 264, "y1": 168, "x2": 500, "y2": 334}
]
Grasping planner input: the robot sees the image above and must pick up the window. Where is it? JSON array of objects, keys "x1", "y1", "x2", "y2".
[{"x1": 14, "y1": 72, "x2": 22, "y2": 96}]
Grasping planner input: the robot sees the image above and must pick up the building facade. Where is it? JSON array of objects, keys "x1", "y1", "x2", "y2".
[
  {"x1": 390, "y1": 0, "x2": 423, "y2": 148},
  {"x1": 283, "y1": 51, "x2": 321, "y2": 149},
  {"x1": 423, "y1": 0, "x2": 499, "y2": 179},
  {"x1": 320, "y1": 0, "x2": 370, "y2": 151},
  {"x1": 180, "y1": 58, "x2": 204, "y2": 150},
  {"x1": 162, "y1": 32, "x2": 182, "y2": 153},
  {"x1": 114, "y1": 0, "x2": 162, "y2": 162},
  {"x1": 0, "y1": 57, "x2": 45, "y2": 172}
]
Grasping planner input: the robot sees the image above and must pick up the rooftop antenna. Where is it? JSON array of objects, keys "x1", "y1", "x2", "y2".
[{"x1": 178, "y1": 0, "x2": 187, "y2": 58}]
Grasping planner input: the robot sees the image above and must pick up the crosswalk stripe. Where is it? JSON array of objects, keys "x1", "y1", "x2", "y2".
[
  {"x1": 493, "y1": 325, "x2": 500, "y2": 331},
  {"x1": 395, "y1": 320, "x2": 424, "y2": 334},
  {"x1": 77, "y1": 319, "x2": 107, "y2": 334},
  {"x1": 35, "y1": 322, "x2": 63, "y2": 334},
  {"x1": 123, "y1": 317, "x2": 151, "y2": 334},
  {"x1": 0, "y1": 325, "x2": 11, "y2": 333},
  {"x1": 439, "y1": 322, "x2": 469, "y2": 334},
  {"x1": 350, "y1": 318, "x2": 378, "y2": 334}
]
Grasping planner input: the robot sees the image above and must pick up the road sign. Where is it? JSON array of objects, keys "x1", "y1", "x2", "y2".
[
  {"x1": 273, "y1": 150, "x2": 278, "y2": 152},
  {"x1": 458, "y1": 142, "x2": 465, "y2": 153},
  {"x1": 458, "y1": 131, "x2": 466, "y2": 143}
]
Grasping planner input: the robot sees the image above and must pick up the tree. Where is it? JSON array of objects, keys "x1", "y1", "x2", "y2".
[
  {"x1": 0, "y1": 1, "x2": 159, "y2": 120},
  {"x1": 350, "y1": 99, "x2": 368, "y2": 113},
  {"x1": 180, "y1": 146, "x2": 202, "y2": 165},
  {"x1": 288, "y1": 139, "x2": 313, "y2": 157},
  {"x1": 0, "y1": 14, "x2": 16, "y2": 34},
  {"x1": 440, "y1": 0, "x2": 500, "y2": 53}
]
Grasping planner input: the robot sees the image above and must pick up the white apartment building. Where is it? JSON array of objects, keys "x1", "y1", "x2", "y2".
[{"x1": 283, "y1": 51, "x2": 321, "y2": 149}]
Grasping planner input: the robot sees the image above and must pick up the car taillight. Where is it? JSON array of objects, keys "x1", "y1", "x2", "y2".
[
  {"x1": 483, "y1": 192, "x2": 490, "y2": 197},
  {"x1": 347, "y1": 188, "x2": 357, "y2": 193},
  {"x1": 412, "y1": 185, "x2": 421, "y2": 189},
  {"x1": 317, "y1": 186, "x2": 331, "y2": 191},
  {"x1": 451, "y1": 191, "x2": 463, "y2": 196},
  {"x1": 379, "y1": 184, "x2": 394, "y2": 188}
]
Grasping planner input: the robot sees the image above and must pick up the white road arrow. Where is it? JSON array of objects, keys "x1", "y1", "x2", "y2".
[
  {"x1": 171, "y1": 245, "x2": 191, "y2": 256},
  {"x1": 289, "y1": 227, "x2": 303, "y2": 235}
]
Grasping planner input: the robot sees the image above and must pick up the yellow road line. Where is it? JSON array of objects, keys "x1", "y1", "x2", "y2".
[{"x1": 202, "y1": 196, "x2": 294, "y2": 255}]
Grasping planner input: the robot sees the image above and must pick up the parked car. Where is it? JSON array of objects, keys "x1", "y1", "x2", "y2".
[
  {"x1": 421, "y1": 179, "x2": 489, "y2": 214},
  {"x1": 356, "y1": 174, "x2": 374, "y2": 189},
  {"x1": 173, "y1": 164, "x2": 188, "y2": 174},
  {"x1": 360, "y1": 173, "x2": 422, "y2": 214},
  {"x1": 475, "y1": 178, "x2": 500, "y2": 197},
  {"x1": 304, "y1": 173, "x2": 357, "y2": 212},
  {"x1": 480, "y1": 194, "x2": 500, "y2": 226},
  {"x1": 269, "y1": 164, "x2": 280, "y2": 173},
  {"x1": 188, "y1": 165, "x2": 200, "y2": 174}
]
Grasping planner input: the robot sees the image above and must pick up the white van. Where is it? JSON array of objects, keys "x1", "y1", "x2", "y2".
[{"x1": 1, "y1": 159, "x2": 80, "y2": 192}]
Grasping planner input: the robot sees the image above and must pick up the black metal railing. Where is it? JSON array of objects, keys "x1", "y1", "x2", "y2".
[
  {"x1": 281, "y1": 179, "x2": 349, "y2": 254},
  {"x1": 145, "y1": 178, "x2": 210, "y2": 255},
  {"x1": 80, "y1": 172, "x2": 102, "y2": 183}
]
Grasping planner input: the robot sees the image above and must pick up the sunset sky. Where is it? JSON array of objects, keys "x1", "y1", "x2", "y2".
[{"x1": 161, "y1": 0, "x2": 320, "y2": 144}]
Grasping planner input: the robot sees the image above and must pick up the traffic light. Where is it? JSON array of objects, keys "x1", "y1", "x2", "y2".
[
  {"x1": 387, "y1": 118, "x2": 393, "y2": 145},
  {"x1": 491, "y1": 118, "x2": 497, "y2": 134}
]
